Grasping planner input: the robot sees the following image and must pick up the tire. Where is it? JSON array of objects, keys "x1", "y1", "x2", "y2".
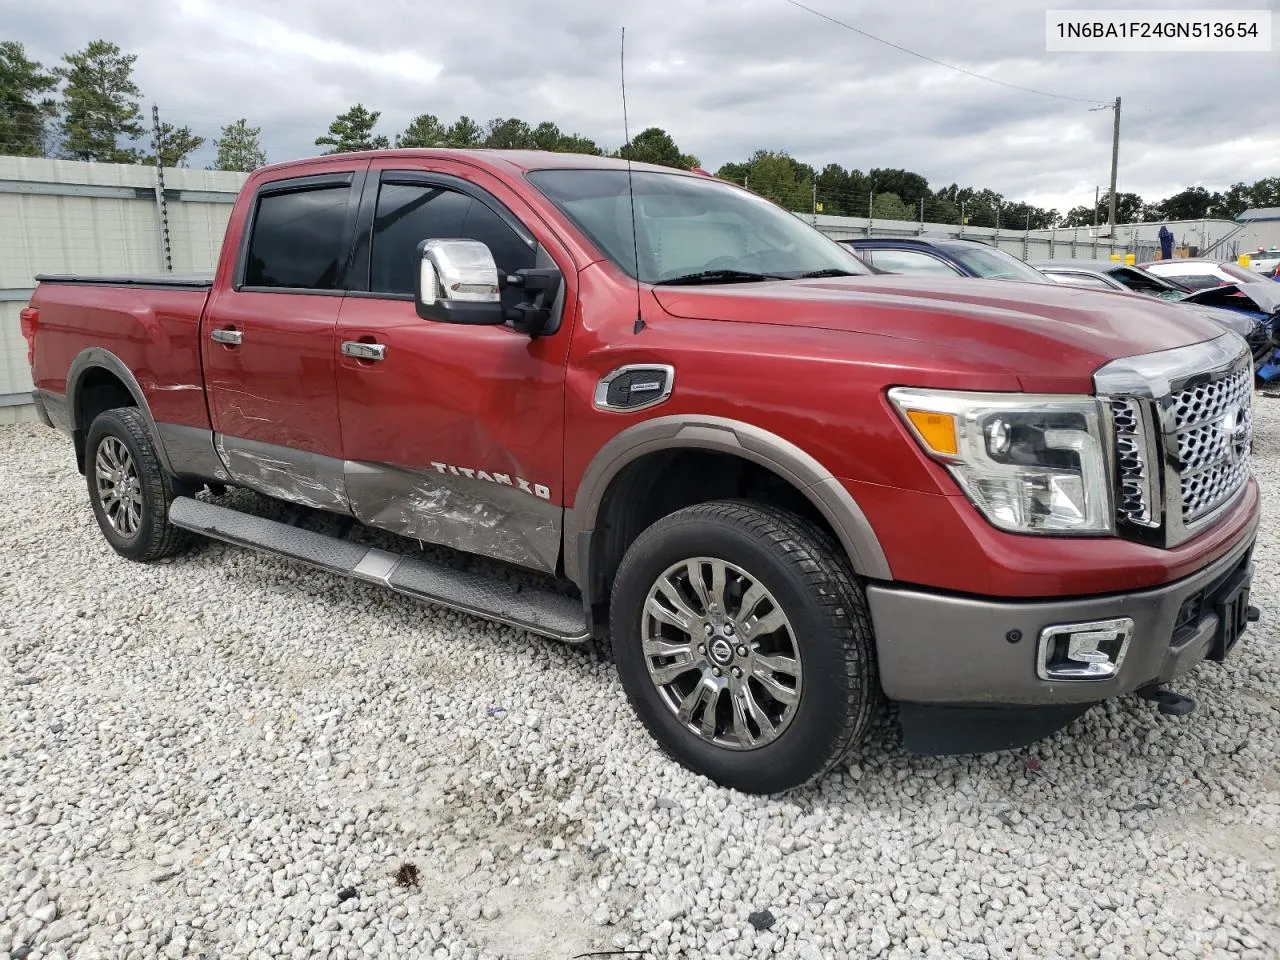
[
  {"x1": 609, "y1": 499, "x2": 880, "y2": 794},
  {"x1": 85, "y1": 407, "x2": 191, "y2": 562}
]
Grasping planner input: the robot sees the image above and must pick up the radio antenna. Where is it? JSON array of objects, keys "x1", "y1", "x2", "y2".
[{"x1": 620, "y1": 26, "x2": 645, "y2": 335}]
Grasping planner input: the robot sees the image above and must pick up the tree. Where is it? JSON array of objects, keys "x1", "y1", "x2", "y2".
[
  {"x1": 483, "y1": 117, "x2": 535, "y2": 150},
  {"x1": 315, "y1": 104, "x2": 388, "y2": 154},
  {"x1": 396, "y1": 113, "x2": 447, "y2": 148},
  {"x1": 530, "y1": 120, "x2": 603, "y2": 155},
  {"x1": 441, "y1": 115, "x2": 481, "y2": 147},
  {"x1": 212, "y1": 118, "x2": 266, "y2": 171},
  {"x1": 617, "y1": 127, "x2": 698, "y2": 169},
  {"x1": 868, "y1": 168, "x2": 930, "y2": 207},
  {"x1": 0, "y1": 41, "x2": 58, "y2": 157},
  {"x1": 147, "y1": 121, "x2": 203, "y2": 167},
  {"x1": 870, "y1": 191, "x2": 911, "y2": 221},
  {"x1": 734, "y1": 150, "x2": 813, "y2": 211},
  {"x1": 56, "y1": 40, "x2": 144, "y2": 162}
]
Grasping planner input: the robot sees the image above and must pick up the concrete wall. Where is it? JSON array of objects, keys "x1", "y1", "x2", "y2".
[{"x1": 0, "y1": 157, "x2": 247, "y2": 412}]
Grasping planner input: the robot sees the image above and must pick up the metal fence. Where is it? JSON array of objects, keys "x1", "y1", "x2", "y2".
[{"x1": 799, "y1": 212, "x2": 1162, "y2": 262}]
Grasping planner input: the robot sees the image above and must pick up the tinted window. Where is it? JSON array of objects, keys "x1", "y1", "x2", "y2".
[
  {"x1": 867, "y1": 249, "x2": 964, "y2": 276},
  {"x1": 370, "y1": 183, "x2": 535, "y2": 296},
  {"x1": 245, "y1": 186, "x2": 350, "y2": 289}
]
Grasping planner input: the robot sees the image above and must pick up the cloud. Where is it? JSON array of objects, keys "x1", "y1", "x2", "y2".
[{"x1": 8, "y1": 0, "x2": 1278, "y2": 212}]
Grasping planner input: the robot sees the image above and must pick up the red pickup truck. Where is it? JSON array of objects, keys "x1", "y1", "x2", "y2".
[{"x1": 22, "y1": 150, "x2": 1260, "y2": 793}]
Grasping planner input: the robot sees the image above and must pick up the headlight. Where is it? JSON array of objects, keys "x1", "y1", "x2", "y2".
[{"x1": 889, "y1": 388, "x2": 1112, "y2": 535}]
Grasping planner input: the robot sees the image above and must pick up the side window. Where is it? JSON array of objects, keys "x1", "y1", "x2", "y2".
[
  {"x1": 1051, "y1": 272, "x2": 1115, "y2": 291},
  {"x1": 370, "y1": 182, "x2": 536, "y2": 297},
  {"x1": 245, "y1": 186, "x2": 351, "y2": 290},
  {"x1": 869, "y1": 249, "x2": 964, "y2": 277}
]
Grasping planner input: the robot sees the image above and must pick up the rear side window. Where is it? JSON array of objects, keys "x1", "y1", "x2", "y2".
[
  {"x1": 244, "y1": 186, "x2": 351, "y2": 290},
  {"x1": 370, "y1": 183, "x2": 535, "y2": 297}
]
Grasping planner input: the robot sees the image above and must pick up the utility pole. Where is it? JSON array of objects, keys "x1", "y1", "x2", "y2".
[
  {"x1": 151, "y1": 104, "x2": 173, "y2": 273},
  {"x1": 812, "y1": 180, "x2": 817, "y2": 215},
  {"x1": 1090, "y1": 96, "x2": 1122, "y2": 229},
  {"x1": 1108, "y1": 96, "x2": 1121, "y2": 228}
]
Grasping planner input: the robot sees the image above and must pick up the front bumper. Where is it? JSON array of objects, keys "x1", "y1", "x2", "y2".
[{"x1": 867, "y1": 517, "x2": 1258, "y2": 708}]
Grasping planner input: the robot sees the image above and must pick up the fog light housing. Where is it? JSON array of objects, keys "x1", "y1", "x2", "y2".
[{"x1": 1036, "y1": 618, "x2": 1133, "y2": 681}]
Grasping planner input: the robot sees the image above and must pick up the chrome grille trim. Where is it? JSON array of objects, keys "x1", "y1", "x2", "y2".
[
  {"x1": 1109, "y1": 398, "x2": 1155, "y2": 526},
  {"x1": 1095, "y1": 333, "x2": 1253, "y2": 548}
]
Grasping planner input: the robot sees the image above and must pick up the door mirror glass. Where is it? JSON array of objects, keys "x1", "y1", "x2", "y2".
[{"x1": 415, "y1": 239, "x2": 505, "y2": 325}]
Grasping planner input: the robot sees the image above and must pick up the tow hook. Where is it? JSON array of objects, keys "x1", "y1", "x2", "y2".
[{"x1": 1136, "y1": 684, "x2": 1196, "y2": 717}]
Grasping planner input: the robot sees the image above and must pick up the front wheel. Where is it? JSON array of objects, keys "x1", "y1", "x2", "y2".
[{"x1": 609, "y1": 500, "x2": 880, "y2": 794}]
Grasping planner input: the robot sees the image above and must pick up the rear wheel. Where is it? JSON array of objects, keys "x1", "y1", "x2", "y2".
[
  {"x1": 609, "y1": 500, "x2": 880, "y2": 794},
  {"x1": 85, "y1": 407, "x2": 190, "y2": 561}
]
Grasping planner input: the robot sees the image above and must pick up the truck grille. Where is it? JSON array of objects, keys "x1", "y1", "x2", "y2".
[
  {"x1": 1098, "y1": 336, "x2": 1253, "y2": 547},
  {"x1": 1169, "y1": 366, "x2": 1252, "y2": 525}
]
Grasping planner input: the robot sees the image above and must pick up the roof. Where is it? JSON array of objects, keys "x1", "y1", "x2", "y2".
[
  {"x1": 253, "y1": 148, "x2": 698, "y2": 180},
  {"x1": 840, "y1": 236, "x2": 992, "y2": 249},
  {"x1": 1238, "y1": 207, "x2": 1280, "y2": 222}
]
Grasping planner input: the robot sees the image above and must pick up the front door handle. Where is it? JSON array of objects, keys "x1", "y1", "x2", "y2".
[
  {"x1": 342, "y1": 341, "x2": 386, "y2": 362},
  {"x1": 210, "y1": 328, "x2": 243, "y2": 345}
]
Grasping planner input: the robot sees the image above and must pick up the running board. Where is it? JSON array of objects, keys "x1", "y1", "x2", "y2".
[{"x1": 168, "y1": 497, "x2": 591, "y2": 642}]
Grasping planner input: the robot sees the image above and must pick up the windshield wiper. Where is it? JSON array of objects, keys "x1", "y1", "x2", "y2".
[
  {"x1": 794, "y1": 268, "x2": 860, "y2": 279},
  {"x1": 653, "y1": 269, "x2": 786, "y2": 286}
]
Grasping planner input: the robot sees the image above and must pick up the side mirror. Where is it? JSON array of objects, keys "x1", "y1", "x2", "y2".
[
  {"x1": 506, "y1": 267, "x2": 564, "y2": 337},
  {"x1": 415, "y1": 239, "x2": 506, "y2": 326}
]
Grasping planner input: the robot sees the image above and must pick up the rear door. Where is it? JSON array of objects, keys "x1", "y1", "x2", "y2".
[
  {"x1": 202, "y1": 165, "x2": 368, "y2": 511},
  {"x1": 333, "y1": 160, "x2": 576, "y2": 573}
]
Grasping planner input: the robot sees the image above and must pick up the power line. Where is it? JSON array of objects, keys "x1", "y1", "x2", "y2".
[{"x1": 781, "y1": 0, "x2": 1111, "y2": 106}]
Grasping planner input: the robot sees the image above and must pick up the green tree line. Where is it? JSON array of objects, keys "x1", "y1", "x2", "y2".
[{"x1": 4, "y1": 38, "x2": 1277, "y2": 221}]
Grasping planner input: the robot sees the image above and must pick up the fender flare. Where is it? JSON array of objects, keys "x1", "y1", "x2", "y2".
[
  {"x1": 66, "y1": 347, "x2": 177, "y2": 476},
  {"x1": 564, "y1": 414, "x2": 892, "y2": 584}
]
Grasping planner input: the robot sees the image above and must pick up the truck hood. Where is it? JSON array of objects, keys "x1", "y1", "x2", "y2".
[{"x1": 653, "y1": 275, "x2": 1224, "y2": 390}]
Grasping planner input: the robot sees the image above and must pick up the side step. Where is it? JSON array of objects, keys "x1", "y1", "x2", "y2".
[{"x1": 168, "y1": 497, "x2": 591, "y2": 642}]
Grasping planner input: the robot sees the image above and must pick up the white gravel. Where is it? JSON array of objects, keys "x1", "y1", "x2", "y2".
[{"x1": 2, "y1": 402, "x2": 1279, "y2": 960}]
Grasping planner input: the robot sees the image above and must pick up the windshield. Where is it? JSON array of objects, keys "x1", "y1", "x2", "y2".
[
  {"x1": 943, "y1": 245, "x2": 1049, "y2": 283},
  {"x1": 527, "y1": 169, "x2": 872, "y2": 284}
]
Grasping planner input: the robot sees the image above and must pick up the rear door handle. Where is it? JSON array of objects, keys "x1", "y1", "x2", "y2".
[
  {"x1": 342, "y1": 341, "x2": 386, "y2": 362},
  {"x1": 210, "y1": 328, "x2": 243, "y2": 345}
]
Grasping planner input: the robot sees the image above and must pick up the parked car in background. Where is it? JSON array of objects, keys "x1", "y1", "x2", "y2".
[
  {"x1": 838, "y1": 237, "x2": 1051, "y2": 283},
  {"x1": 1140, "y1": 258, "x2": 1262, "y2": 291},
  {"x1": 1032, "y1": 260, "x2": 1272, "y2": 364},
  {"x1": 1031, "y1": 260, "x2": 1190, "y2": 301},
  {"x1": 1243, "y1": 247, "x2": 1280, "y2": 277},
  {"x1": 1179, "y1": 281, "x2": 1280, "y2": 379}
]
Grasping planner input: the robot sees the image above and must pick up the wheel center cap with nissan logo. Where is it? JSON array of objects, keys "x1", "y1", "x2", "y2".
[{"x1": 708, "y1": 637, "x2": 735, "y2": 665}]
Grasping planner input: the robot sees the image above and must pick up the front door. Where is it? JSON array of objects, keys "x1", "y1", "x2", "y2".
[
  {"x1": 202, "y1": 166, "x2": 367, "y2": 511},
  {"x1": 334, "y1": 162, "x2": 575, "y2": 572}
]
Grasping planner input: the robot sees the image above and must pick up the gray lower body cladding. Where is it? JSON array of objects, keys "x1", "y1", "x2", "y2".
[{"x1": 867, "y1": 525, "x2": 1257, "y2": 708}]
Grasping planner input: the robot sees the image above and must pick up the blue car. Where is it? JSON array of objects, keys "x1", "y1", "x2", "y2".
[{"x1": 839, "y1": 236, "x2": 1052, "y2": 283}]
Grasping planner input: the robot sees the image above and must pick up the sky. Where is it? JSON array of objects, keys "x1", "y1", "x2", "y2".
[{"x1": 6, "y1": 0, "x2": 1279, "y2": 215}]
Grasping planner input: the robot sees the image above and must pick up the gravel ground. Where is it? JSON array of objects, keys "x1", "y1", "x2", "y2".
[{"x1": 2, "y1": 404, "x2": 1278, "y2": 960}]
